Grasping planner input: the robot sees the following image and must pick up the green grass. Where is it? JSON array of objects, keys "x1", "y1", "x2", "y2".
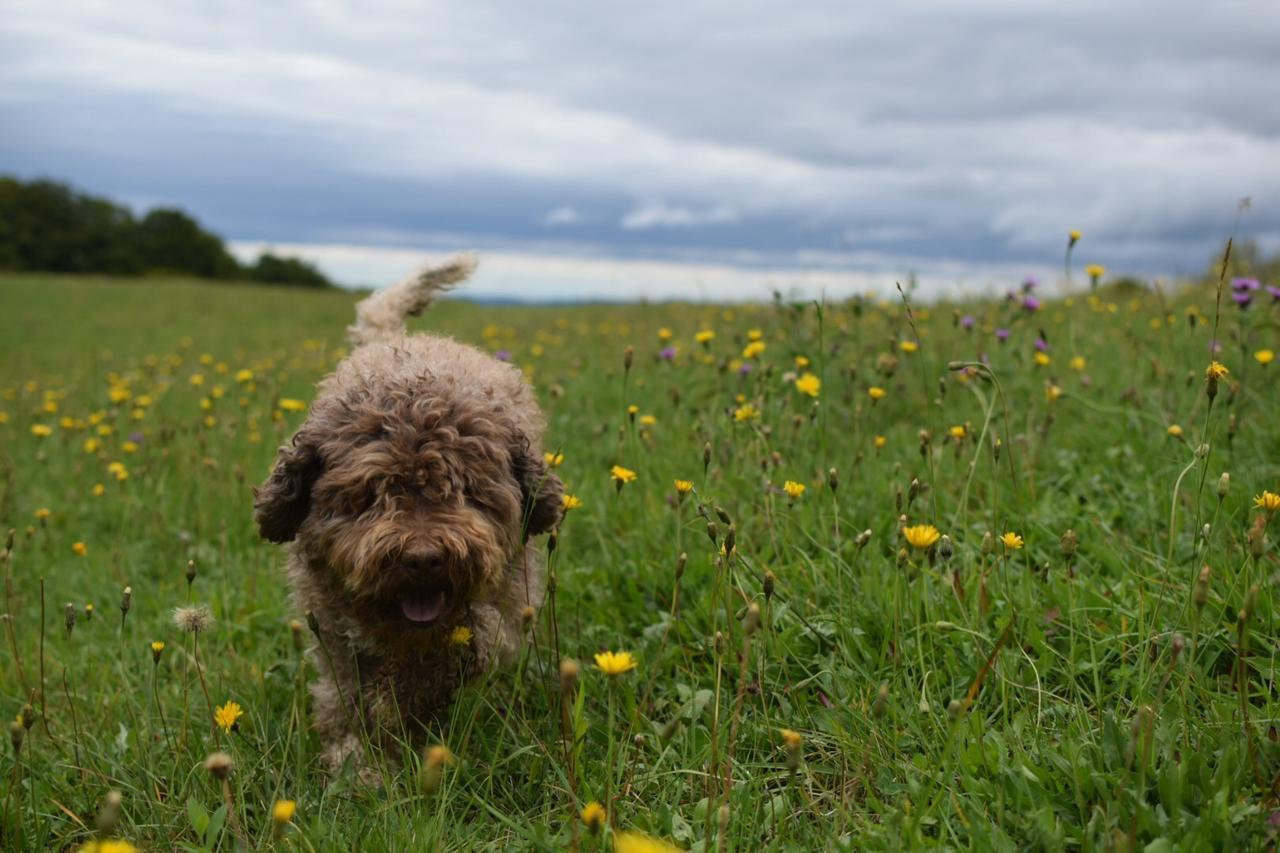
[{"x1": 1, "y1": 270, "x2": 1278, "y2": 851}]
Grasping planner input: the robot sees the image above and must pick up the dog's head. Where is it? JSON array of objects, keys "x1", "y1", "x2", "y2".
[{"x1": 254, "y1": 382, "x2": 562, "y2": 647}]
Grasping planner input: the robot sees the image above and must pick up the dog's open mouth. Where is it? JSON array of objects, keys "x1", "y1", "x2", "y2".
[{"x1": 400, "y1": 585, "x2": 452, "y2": 625}]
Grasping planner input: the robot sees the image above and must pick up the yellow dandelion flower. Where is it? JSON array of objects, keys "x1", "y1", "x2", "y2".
[
  {"x1": 449, "y1": 626, "x2": 473, "y2": 646},
  {"x1": 1001, "y1": 531, "x2": 1024, "y2": 550},
  {"x1": 235, "y1": 369, "x2": 254, "y2": 383},
  {"x1": 581, "y1": 801, "x2": 606, "y2": 833},
  {"x1": 1254, "y1": 491, "x2": 1280, "y2": 513},
  {"x1": 900, "y1": 340, "x2": 919, "y2": 354},
  {"x1": 83, "y1": 437, "x2": 101, "y2": 453},
  {"x1": 610, "y1": 465, "x2": 638, "y2": 484},
  {"x1": 747, "y1": 328, "x2": 763, "y2": 341},
  {"x1": 782, "y1": 480, "x2": 806, "y2": 500},
  {"x1": 214, "y1": 700, "x2": 244, "y2": 733},
  {"x1": 901, "y1": 524, "x2": 940, "y2": 550},
  {"x1": 72, "y1": 541, "x2": 87, "y2": 556},
  {"x1": 868, "y1": 386, "x2": 886, "y2": 401},
  {"x1": 1069, "y1": 355, "x2": 1086, "y2": 371},
  {"x1": 544, "y1": 451, "x2": 564, "y2": 467},
  {"x1": 1205, "y1": 361, "x2": 1229, "y2": 380},
  {"x1": 92, "y1": 483, "x2": 105, "y2": 497},
  {"x1": 657, "y1": 327, "x2": 672, "y2": 341},
  {"x1": 733, "y1": 403, "x2": 759, "y2": 422},
  {"x1": 1069, "y1": 229, "x2": 1082, "y2": 243},
  {"x1": 272, "y1": 800, "x2": 296, "y2": 824},
  {"x1": 742, "y1": 341, "x2": 766, "y2": 359},
  {"x1": 1046, "y1": 384, "x2": 1063, "y2": 402},
  {"x1": 31, "y1": 424, "x2": 53, "y2": 437},
  {"x1": 150, "y1": 641, "x2": 165, "y2": 662},
  {"x1": 77, "y1": 841, "x2": 140, "y2": 853},
  {"x1": 794, "y1": 355, "x2": 810, "y2": 368},
  {"x1": 1085, "y1": 263, "x2": 1106, "y2": 280},
  {"x1": 638, "y1": 414, "x2": 657, "y2": 427},
  {"x1": 1255, "y1": 349, "x2": 1274, "y2": 366},
  {"x1": 1033, "y1": 352, "x2": 1051, "y2": 367},
  {"x1": 34, "y1": 507, "x2": 51, "y2": 521},
  {"x1": 562, "y1": 494, "x2": 583, "y2": 511},
  {"x1": 779, "y1": 728, "x2": 803, "y2": 748},
  {"x1": 614, "y1": 831, "x2": 680, "y2": 853},
  {"x1": 874, "y1": 435, "x2": 887, "y2": 449},
  {"x1": 594, "y1": 650, "x2": 637, "y2": 676},
  {"x1": 794, "y1": 372, "x2": 821, "y2": 397},
  {"x1": 1167, "y1": 424, "x2": 1183, "y2": 437},
  {"x1": 695, "y1": 330, "x2": 715, "y2": 345},
  {"x1": 949, "y1": 425, "x2": 966, "y2": 440},
  {"x1": 279, "y1": 398, "x2": 307, "y2": 412},
  {"x1": 673, "y1": 479, "x2": 694, "y2": 494}
]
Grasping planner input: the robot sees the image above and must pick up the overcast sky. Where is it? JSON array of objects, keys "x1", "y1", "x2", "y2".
[{"x1": 3, "y1": 1, "x2": 1278, "y2": 299}]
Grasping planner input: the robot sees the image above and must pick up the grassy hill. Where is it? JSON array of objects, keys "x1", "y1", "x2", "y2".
[{"x1": 1, "y1": 271, "x2": 1277, "y2": 850}]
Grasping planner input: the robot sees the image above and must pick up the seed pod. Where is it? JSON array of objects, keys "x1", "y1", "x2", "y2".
[
  {"x1": 306, "y1": 610, "x2": 320, "y2": 636},
  {"x1": 19, "y1": 704, "x2": 35, "y2": 730},
  {"x1": 546, "y1": 531, "x2": 557, "y2": 554},
  {"x1": 723, "y1": 525, "x2": 736, "y2": 557},
  {"x1": 981, "y1": 531, "x2": 994, "y2": 555},
  {"x1": 1193, "y1": 565, "x2": 1210, "y2": 609},
  {"x1": 947, "y1": 699, "x2": 964, "y2": 721},
  {"x1": 95, "y1": 790, "x2": 123, "y2": 836},
  {"x1": 908, "y1": 478, "x2": 921, "y2": 504}
]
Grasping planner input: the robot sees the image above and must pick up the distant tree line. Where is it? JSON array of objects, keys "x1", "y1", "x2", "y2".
[{"x1": 0, "y1": 176, "x2": 333, "y2": 288}]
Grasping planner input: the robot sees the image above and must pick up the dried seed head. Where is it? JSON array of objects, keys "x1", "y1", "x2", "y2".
[
  {"x1": 714, "y1": 631, "x2": 725, "y2": 654},
  {"x1": 119, "y1": 586, "x2": 132, "y2": 620},
  {"x1": 937, "y1": 535, "x2": 954, "y2": 563},
  {"x1": 559, "y1": 658, "x2": 579, "y2": 695},
  {"x1": 855, "y1": 529, "x2": 872, "y2": 548},
  {"x1": 717, "y1": 803, "x2": 731, "y2": 833},
  {"x1": 908, "y1": 478, "x2": 921, "y2": 503},
  {"x1": 1217, "y1": 472, "x2": 1230, "y2": 501},
  {"x1": 172, "y1": 604, "x2": 214, "y2": 634},
  {"x1": 762, "y1": 570, "x2": 776, "y2": 600},
  {"x1": 1170, "y1": 633, "x2": 1186, "y2": 662},
  {"x1": 1059, "y1": 529, "x2": 1078, "y2": 558},
  {"x1": 204, "y1": 751, "x2": 233, "y2": 780}
]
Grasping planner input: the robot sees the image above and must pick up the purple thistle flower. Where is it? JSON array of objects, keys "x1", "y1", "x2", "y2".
[
  {"x1": 738, "y1": 362, "x2": 753, "y2": 376},
  {"x1": 495, "y1": 349, "x2": 511, "y2": 362},
  {"x1": 1022, "y1": 275, "x2": 1039, "y2": 293},
  {"x1": 960, "y1": 314, "x2": 975, "y2": 329},
  {"x1": 1034, "y1": 337, "x2": 1049, "y2": 352},
  {"x1": 995, "y1": 328, "x2": 1011, "y2": 343},
  {"x1": 1231, "y1": 277, "x2": 1260, "y2": 292},
  {"x1": 659, "y1": 346, "x2": 677, "y2": 361},
  {"x1": 1266, "y1": 285, "x2": 1280, "y2": 301},
  {"x1": 1232, "y1": 290, "x2": 1252, "y2": 309},
  {"x1": 1022, "y1": 296, "x2": 1041, "y2": 312},
  {"x1": 128, "y1": 431, "x2": 145, "y2": 444}
]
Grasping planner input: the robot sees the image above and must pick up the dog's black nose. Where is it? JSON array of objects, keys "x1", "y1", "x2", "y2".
[{"x1": 398, "y1": 552, "x2": 450, "y2": 585}]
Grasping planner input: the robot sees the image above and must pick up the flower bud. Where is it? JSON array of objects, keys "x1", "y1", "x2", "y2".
[
  {"x1": 703, "y1": 441, "x2": 712, "y2": 472},
  {"x1": 855, "y1": 529, "x2": 872, "y2": 548},
  {"x1": 1193, "y1": 565, "x2": 1210, "y2": 609},
  {"x1": 119, "y1": 586, "x2": 132, "y2": 623},
  {"x1": 675, "y1": 552, "x2": 687, "y2": 579},
  {"x1": 559, "y1": 658, "x2": 579, "y2": 695},
  {"x1": 762, "y1": 570, "x2": 775, "y2": 601},
  {"x1": 186, "y1": 559, "x2": 197, "y2": 586},
  {"x1": 743, "y1": 602, "x2": 761, "y2": 636},
  {"x1": 1217, "y1": 472, "x2": 1230, "y2": 501},
  {"x1": 64, "y1": 602, "x2": 76, "y2": 635},
  {"x1": 828, "y1": 467, "x2": 839, "y2": 493},
  {"x1": 623, "y1": 345, "x2": 634, "y2": 373},
  {"x1": 289, "y1": 619, "x2": 304, "y2": 652}
]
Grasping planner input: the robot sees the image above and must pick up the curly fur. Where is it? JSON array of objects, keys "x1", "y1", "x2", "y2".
[{"x1": 254, "y1": 254, "x2": 562, "y2": 773}]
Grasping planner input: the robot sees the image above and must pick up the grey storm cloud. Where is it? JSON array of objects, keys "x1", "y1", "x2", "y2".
[{"x1": 1, "y1": 0, "x2": 1278, "y2": 295}]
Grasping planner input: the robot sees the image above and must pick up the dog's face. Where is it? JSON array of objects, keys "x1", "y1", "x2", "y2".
[{"x1": 253, "y1": 385, "x2": 562, "y2": 647}]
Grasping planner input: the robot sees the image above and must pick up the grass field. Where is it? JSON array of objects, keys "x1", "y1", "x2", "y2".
[{"x1": 1, "y1": 266, "x2": 1278, "y2": 851}]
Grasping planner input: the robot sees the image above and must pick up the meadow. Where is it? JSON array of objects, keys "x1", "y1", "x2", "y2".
[{"x1": 0, "y1": 258, "x2": 1278, "y2": 851}]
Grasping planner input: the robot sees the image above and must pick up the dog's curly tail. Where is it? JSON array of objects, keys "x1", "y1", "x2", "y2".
[{"x1": 347, "y1": 253, "x2": 477, "y2": 346}]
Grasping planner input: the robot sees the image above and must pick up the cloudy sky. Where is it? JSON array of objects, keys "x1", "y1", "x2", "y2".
[{"x1": 3, "y1": 1, "x2": 1278, "y2": 299}]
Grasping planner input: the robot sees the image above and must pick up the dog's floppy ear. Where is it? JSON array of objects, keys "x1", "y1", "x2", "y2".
[
  {"x1": 254, "y1": 434, "x2": 323, "y2": 543},
  {"x1": 512, "y1": 442, "x2": 564, "y2": 537}
]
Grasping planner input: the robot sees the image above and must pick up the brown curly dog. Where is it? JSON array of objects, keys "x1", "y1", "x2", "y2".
[{"x1": 253, "y1": 255, "x2": 562, "y2": 773}]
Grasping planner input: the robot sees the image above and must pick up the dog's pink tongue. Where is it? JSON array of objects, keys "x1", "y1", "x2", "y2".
[{"x1": 401, "y1": 589, "x2": 447, "y2": 624}]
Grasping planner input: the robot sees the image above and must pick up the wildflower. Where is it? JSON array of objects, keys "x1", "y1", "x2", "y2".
[
  {"x1": 673, "y1": 479, "x2": 694, "y2": 496},
  {"x1": 151, "y1": 641, "x2": 165, "y2": 663},
  {"x1": 657, "y1": 327, "x2": 672, "y2": 341},
  {"x1": 794, "y1": 372, "x2": 821, "y2": 397},
  {"x1": 93, "y1": 484, "x2": 105, "y2": 497},
  {"x1": 1068, "y1": 229, "x2": 1081, "y2": 246},
  {"x1": 733, "y1": 403, "x2": 759, "y2": 421},
  {"x1": 795, "y1": 355, "x2": 810, "y2": 368},
  {"x1": 214, "y1": 700, "x2": 244, "y2": 734},
  {"x1": 31, "y1": 423, "x2": 53, "y2": 437},
  {"x1": 72, "y1": 541, "x2": 87, "y2": 556},
  {"x1": 1086, "y1": 264, "x2": 1105, "y2": 285},
  {"x1": 960, "y1": 315, "x2": 975, "y2": 330},
  {"x1": 782, "y1": 480, "x2": 806, "y2": 501},
  {"x1": 1022, "y1": 296, "x2": 1041, "y2": 312},
  {"x1": 614, "y1": 831, "x2": 681, "y2": 853},
  {"x1": 235, "y1": 368, "x2": 254, "y2": 383},
  {"x1": 544, "y1": 451, "x2": 564, "y2": 467},
  {"x1": 34, "y1": 507, "x2": 51, "y2": 521},
  {"x1": 278, "y1": 398, "x2": 307, "y2": 412},
  {"x1": 77, "y1": 842, "x2": 140, "y2": 853},
  {"x1": 1001, "y1": 531, "x2": 1024, "y2": 550},
  {"x1": 948, "y1": 425, "x2": 966, "y2": 440},
  {"x1": 593, "y1": 650, "x2": 638, "y2": 676},
  {"x1": 995, "y1": 328, "x2": 1011, "y2": 343},
  {"x1": 1255, "y1": 349, "x2": 1274, "y2": 366},
  {"x1": 638, "y1": 414, "x2": 656, "y2": 427},
  {"x1": 1069, "y1": 355, "x2": 1086, "y2": 371},
  {"x1": 868, "y1": 386, "x2": 886, "y2": 401},
  {"x1": 742, "y1": 341, "x2": 766, "y2": 359},
  {"x1": 874, "y1": 435, "x2": 887, "y2": 449},
  {"x1": 1255, "y1": 491, "x2": 1280, "y2": 513},
  {"x1": 581, "y1": 801, "x2": 606, "y2": 834},
  {"x1": 272, "y1": 800, "x2": 296, "y2": 824},
  {"x1": 1204, "y1": 362, "x2": 1229, "y2": 380},
  {"x1": 562, "y1": 494, "x2": 583, "y2": 511},
  {"x1": 449, "y1": 626, "x2": 473, "y2": 646},
  {"x1": 1167, "y1": 424, "x2": 1183, "y2": 438},
  {"x1": 779, "y1": 728, "x2": 803, "y2": 771},
  {"x1": 173, "y1": 604, "x2": 215, "y2": 633},
  {"x1": 695, "y1": 330, "x2": 715, "y2": 345},
  {"x1": 901, "y1": 524, "x2": 940, "y2": 550},
  {"x1": 610, "y1": 465, "x2": 638, "y2": 491},
  {"x1": 658, "y1": 346, "x2": 676, "y2": 361},
  {"x1": 900, "y1": 340, "x2": 919, "y2": 354},
  {"x1": 83, "y1": 437, "x2": 101, "y2": 453},
  {"x1": 1046, "y1": 384, "x2": 1063, "y2": 402},
  {"x1": 204, "y1": 751, "x2": 233, "y2": 780},
  {"x1": 1033, "y1": 352, "x2": 1051, "y2": 367}
]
